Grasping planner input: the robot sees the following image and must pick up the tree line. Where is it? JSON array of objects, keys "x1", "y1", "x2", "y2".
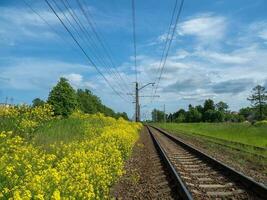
[
  {"x1": 32, "y1": 77, "x2": 129, "y2": 120},
  {"x1": 152, "y1": 85, "x2": 267, "y2": 123}
]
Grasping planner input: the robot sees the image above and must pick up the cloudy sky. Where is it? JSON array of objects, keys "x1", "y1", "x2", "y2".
[{"x1": 0, "y1": 0, "x2": 266, "y2": 119}]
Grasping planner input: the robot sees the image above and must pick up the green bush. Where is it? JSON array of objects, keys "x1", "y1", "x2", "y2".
[{"x1": 254, "y1": 120, "x2": 267, "y2": 127}]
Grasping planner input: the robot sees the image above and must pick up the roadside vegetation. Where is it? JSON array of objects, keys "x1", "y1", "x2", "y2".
[{"x1": 0, "y1": 78, "x2": 141, "y2": 199}]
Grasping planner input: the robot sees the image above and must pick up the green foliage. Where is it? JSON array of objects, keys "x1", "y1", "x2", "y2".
[
  {"x1": 33, "y1": 118, "x2": 86, "y2": 146},
  {"x1": 247, "y1": 85, "x2": 267, "y2": 120},
  {"x1": 47, "y1": 77, "x2": 78, "y2": 117},
  {"x1": 153, "y1": 85, "x2": 267, "y2": 123},
  {"x1": 32, "y1": 98, "x2": 45, "y2": 107},
  {"x1": 225, "y1": 112, "x2": 245, "y2": 122},
  {"x1": 216, "y1": 101, "x2": 229, "y2": 112},
  {"x1": 254, "y1": 120, "x2": 267, "y2": 127},
  {"x1": 203, "y1": 99, "x2": 215, "y2": 112},
  {"x1": 116, "y1": 112, "x2": 129, "y2": 120},
  {"x1": 186, "y1": 106, "x2": 202, "y2": 122},
  {"x1": 77, "y1": 89, "x2": 99, "y2": 114},
  {"x1": 151, "y1": 109, "x2": 165, "y2": 122},
  {"x1": 76, "y1": 89, "x2": 128, "y2": 119},
  {"x1": 239, "y1": 107, "x2": 254, "y2": 120},
  {"x1": 203, "y1": 109, "x2": 223, "y2": 122},
  {"x1": 163, "y1": 99, "x2": 233, "y2": 123}
]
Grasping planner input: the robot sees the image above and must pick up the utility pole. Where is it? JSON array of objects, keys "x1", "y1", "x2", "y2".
[
  {"x1": 131, "y1": 82, "x2": 156, "y2": 122},
  {"x1": 10, "y1": 97, "x2": 14, "y2": 105},
  {"x1": 135, "y1": 82, "x2": 139, "y2": 122},
  {"x1": 5, "y1": 96, "x2": 8, "y2": 105},
  {"x1": 128, "y1": 82, "x2": 159, "y2": 122}
]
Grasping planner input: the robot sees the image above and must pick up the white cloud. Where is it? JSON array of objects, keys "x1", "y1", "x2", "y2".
[
  {"x1": 196, "y1": 51, "x2": 249, "y2": 64},
  {"x1": 63, "y1": 73, "x2": 96, "y2": 89},
  {"x1": 249, "y1": 21, "x2": 267, "y2": 41},
  {"x1": 0, "y1": 6, "x2": 59, "y2": 43},
  {"x1": 178, "y1": 13, "x2": 227, "y2": 42},
  {"x1": 0, "y1": 58, "x2": 93, "y2": 90}
]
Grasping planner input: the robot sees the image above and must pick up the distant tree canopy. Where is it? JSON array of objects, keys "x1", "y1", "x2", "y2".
[
  {"x1": 152, "y1": 85, "x2": 267, "y2": 123},
  {"x1": 32, "y1": 98, "x2": 45, "y2": 107},
  {"x1": 36, "y1": 77, "x2": 129, "y2": 119},
  {"x1": 152, "y1": 109, "x2": 166, "y2": 122}
]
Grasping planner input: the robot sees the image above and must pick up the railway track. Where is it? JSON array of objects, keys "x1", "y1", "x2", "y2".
[{"x1": 146, "y1": 125, "x2": 267, "y2": 199}]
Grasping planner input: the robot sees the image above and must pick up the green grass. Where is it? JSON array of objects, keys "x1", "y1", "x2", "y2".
[
  {"x1": 0, "y1": 117, "x2": 18, "y2": 132},
  {"x1": 155, "y1": 123, "x2": 267, "y2": 148},
  {"x1": 154, "y1": 122, "x2": 267, "y2": 173},
  {"x1": 33, "y1": 118, "x2": 87, "y2": 146}
]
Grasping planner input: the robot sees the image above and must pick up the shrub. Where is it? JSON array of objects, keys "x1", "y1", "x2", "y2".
[{"x1": 254, "y1": 120, "x2": 267, "y2": 127}]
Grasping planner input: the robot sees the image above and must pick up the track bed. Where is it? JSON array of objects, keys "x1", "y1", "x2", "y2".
[{"x1": 147, "y1": 125, "x2": 267, "y2": 199}]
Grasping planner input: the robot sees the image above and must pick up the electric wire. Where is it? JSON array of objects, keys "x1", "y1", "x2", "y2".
[
  {"x1": 76, "y1": 0, "x2": 131, "y2": 94},
  {"x1": 60, "y1": 0, "x2": 130, "y2": 97},
  {"x1": 152, "y1": 0, "x2": 185, "y2": 102},
  {"x1": 22, "y1": 0, "x2": 102, "y2": 92},
  {"x1": 44, "y1": 0, "x2": 130, "y2": 102},
  {"x1": 131, "y1": 0, "x2": 138, "y2": 83}
]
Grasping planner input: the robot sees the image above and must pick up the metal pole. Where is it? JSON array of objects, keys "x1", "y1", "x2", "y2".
[
  {"x1": 5, "y1": 97, "x2": 8, "y2": 105},
  {"x1": 135, "y1": 82, "x2": 139, "y2": 122}
]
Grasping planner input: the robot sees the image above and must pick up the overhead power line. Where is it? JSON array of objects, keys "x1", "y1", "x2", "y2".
[
  {"x1": 154, "y1": 0, "x2": 179, "y2": 81},
  {"x1": 152, "y1": 0, "x2": 185, "y2": 102},
  {"x1": 76, "y1": 0, "x2": 131, "y2": 93},
  {"x1": 44, "y1": 0, "x2": 130, "y2": 102},
  {"x1": 59, "y1": 0, "x2": 130, "y2": 96},
  {"x1": 131, "y1": 0, "x2": 138, "y2": 82}
]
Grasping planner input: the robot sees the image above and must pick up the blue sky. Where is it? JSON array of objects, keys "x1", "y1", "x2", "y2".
[{"x1": 0, "y1": 0, "x2": 267, "y2": 119}]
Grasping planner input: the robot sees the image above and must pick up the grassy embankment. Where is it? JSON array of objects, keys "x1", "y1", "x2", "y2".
[
  {"x1": 154, "y1": 123, "x2": 267, "y2": 156},
  {"x1": 0, "y1": 105, "x2": 141, "y2": 199}
]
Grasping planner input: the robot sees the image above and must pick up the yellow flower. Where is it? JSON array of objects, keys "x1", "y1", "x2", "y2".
[
  {"x1": 51, "y1": 189, "x2": 60, "y2": 200},
  {"x1": 0, "y1": 111, "x2": 141, "y2": 199}
]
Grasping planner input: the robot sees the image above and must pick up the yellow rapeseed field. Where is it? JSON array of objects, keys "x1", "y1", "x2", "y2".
[{"x1": 0, "y1": 106, "x2": 141, "y2": 199}]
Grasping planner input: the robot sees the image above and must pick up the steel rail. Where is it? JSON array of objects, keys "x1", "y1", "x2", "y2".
[
  {"x1": 149, "y1": 125, "x2": 267, "y2": 199},
  {"x1": 147, "y1": 126, "x2": 193, "y2": 200}
]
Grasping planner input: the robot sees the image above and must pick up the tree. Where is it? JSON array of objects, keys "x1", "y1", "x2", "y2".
[
  {"x1": 167, "y1": 113, "x2": 173, "y2": 122},
  {"x1": 47, "y1": 77, "x2": 77, "y2": 117},
  {"x1": 203, "y1": 109, "x2": 223, "y2": 122},
  {"x1": 216, "y1": 101, "x2": 229, "y2": 112},
  {"x1": 151, "y1": 109, "x2": 165, "y2": 122},
  {"x1": 186, "y1": 106, "x2": 202, "y2": 122},
  {"x1": 247, "y1": 85, "x2": 267, "y2": 120},
  {"x1": 203, "y1": 99, "x2": 215, "y2": 112},
  {"x1": 239, "y1": 107, "x2": 255, "y2": 121},
  {"x1": 195, "y1": 105, "x2": 204, "y2": 115},
  {"x1": 32, "y1": 98, "x2": 45, "y2": 107},
  {"x1": 176, "y1": 113, "x2": 186, "y2": 123},
  {"x1": 172, "y1": 109, "x2": 186, "y2": 123},
  {"x1": 116, "y1": 112, "x2": 129, "y2": 120},
  {"x1": 77, "y1": 89, "x2": 99, "y2": 114}
]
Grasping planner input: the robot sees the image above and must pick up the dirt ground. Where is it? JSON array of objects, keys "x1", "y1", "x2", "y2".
[{"x1": 111, "y1": 128, "x2": 177, "y2": 199}]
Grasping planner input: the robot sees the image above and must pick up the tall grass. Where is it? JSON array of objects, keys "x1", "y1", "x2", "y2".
[{"x1": 33, "y1": 118, "x2": 86, "y2": 146}]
